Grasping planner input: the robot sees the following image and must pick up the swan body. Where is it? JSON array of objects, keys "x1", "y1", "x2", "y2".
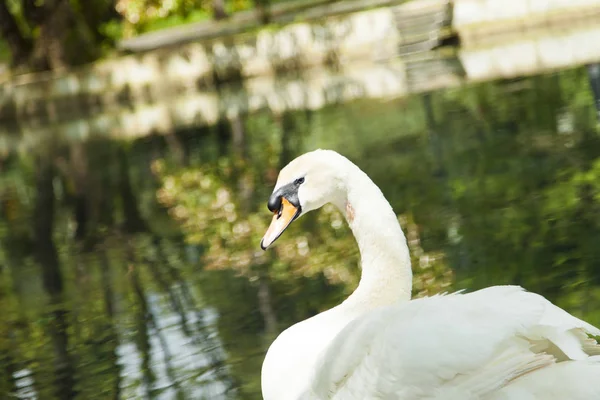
[{"x1": 259, "y1": 149, "x2": 600, "y2": 400}]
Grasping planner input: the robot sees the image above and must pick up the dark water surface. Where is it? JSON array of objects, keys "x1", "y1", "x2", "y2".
[{"x1": 2, "y1": 65, "x2": 600, "y2": 399}]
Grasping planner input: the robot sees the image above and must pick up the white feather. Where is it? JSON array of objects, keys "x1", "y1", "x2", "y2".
[
  {"x1": 260, "y1": 150, "x2": 600, "y2": 400},
  {"x1": 304, "y1": 286, "x2": 600, "y2": 399}
]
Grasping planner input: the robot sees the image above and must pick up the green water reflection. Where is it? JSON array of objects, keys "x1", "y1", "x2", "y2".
[{"x1": 2, "y1": 66, "x2": 600, "y2": 399}]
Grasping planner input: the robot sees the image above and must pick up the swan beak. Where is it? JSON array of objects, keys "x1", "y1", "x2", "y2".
[{"x1": 261, "y1": 197, "x2": 300, "y2": 250}]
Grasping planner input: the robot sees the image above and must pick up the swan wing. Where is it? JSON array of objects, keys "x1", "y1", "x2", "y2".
[{"x1": 303, "y1": 285, "x2": 600, "y2": 399}]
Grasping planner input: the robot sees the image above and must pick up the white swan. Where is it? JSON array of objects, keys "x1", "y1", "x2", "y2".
[{"x1": 259, "y1": 149, "x2": 600, "y2": 400}]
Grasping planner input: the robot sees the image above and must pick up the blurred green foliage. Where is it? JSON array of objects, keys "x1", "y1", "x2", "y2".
[
  {"x1": 154, "y1": 158, "x2": 453, "y2": 296},
  {"x1": 0, "y1": 0, "x2": 316, "y2": 71},
  {"x1": 116, "y1": 0, "x2": 256, "y2": 36},
  {"x1": 0, "y1": 0, "x2": 119, "y2": 70}
]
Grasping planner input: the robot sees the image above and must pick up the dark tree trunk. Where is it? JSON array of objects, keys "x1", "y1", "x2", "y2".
[
  {"x1": 254, "y1": 0, "x2": 271, "y2": 24},
  {"x1": 70, "y1": 144, "x2": 89, "y2": 242},
  {"x1": 0, "y1": 348, "x2": 17, "y2": 398},
  {"x1": 118, "y1": 148, "x2": 147, "y2": 233},
  {"x1": 587, "y1": 63, "x2": 600, "y2": 122},
  {"x1": 77, "y1": 0, "x2": 119, "y2": 43},
  {"x1": 34, "y1": 158, "x2": 63, "y2": 296},
  {"x1": 0, "y1": 2, "x2": 32, "y2": 65},
  {"x1": 212, "y1": 0, "x2": 229, "y2": 20},
  {"x1": 127, "y1": 241, "x2": 184, "y2": 398},
  {"x1": 279, "y1": 112, "x2": 297, "y2": 170},
  {"x1": 152, "y1": 239, "x2": 235, "y2": 390},
  {"x1": 257, "y1": 276, "x2": 278, "y2": 336},
  {"x1": 216, "y1": 119, "x2": 232, "y2": 156},
  {"x1": 22, "y1": 0, "x2": 45, "y2": 26},
  {"x1": 231, "y1": 116, "x2": 246, "y2": 158},
  {"x1": 423, "y1": 93, "x2": 445, "y2": 177},
  {"x1": 33, "y1": 155, "x2": 77, "y2": 400},
  {"x1": 165, "y1": 132, "x2": 187, "y2": 166},
  {"x1": 99, "y1": 251, "x2": 121, "y2": 400},
  {"x1": 0, "y1": 270, "x2": 18, "y2": 397},
  {"x1": 129, "y1": 262, "x2": 156, "y2": 398},
  {"x1": 29, "y1": 0, "x2": 73, "y2": 70}
]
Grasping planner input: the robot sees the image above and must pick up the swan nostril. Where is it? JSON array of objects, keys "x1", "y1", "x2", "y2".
[{"x1": 267, "y1": 194, "x2": 282, "y2": 212}]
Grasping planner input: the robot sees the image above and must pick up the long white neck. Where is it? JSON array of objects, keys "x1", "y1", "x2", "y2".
[
  {"x1": 335, "y1": 161, "x2": 413, "y2": 312},
  {"x1": 260, "y1": 152, "x2": 413, "y2": 400}
]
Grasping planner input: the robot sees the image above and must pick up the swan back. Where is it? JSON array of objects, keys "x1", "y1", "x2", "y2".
[{"x1": 303, "y1": 286, "x2": 600, "y2": 399}]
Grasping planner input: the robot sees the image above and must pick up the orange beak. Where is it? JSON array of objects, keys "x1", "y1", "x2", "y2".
[{"x1": 261, "y1": 197, "x2": 300, "y2": 250}]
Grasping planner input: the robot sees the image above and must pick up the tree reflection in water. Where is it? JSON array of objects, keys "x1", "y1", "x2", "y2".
[{"x1": 1, "y1": 66, "x2": 600, "y2": 399}]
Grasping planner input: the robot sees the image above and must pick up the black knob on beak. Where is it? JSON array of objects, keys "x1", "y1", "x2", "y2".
[
  {"x1": 267, "y1": 182, "x2": 302, "y2": 212},
  {"x1": 267, "y1": 193, "x2": 282, "y2": 212}
]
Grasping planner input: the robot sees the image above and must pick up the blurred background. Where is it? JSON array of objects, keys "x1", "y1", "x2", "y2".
[{"x1": 1, "y1": 0, "x2": 600, "y2": 399}]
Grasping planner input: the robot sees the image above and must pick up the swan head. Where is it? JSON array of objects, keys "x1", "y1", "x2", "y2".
[{"x1": 260, "y1": 149, "x2": 348, "y2": 250}]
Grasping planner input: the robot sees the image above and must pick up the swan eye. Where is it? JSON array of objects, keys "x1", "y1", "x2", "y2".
[{"x1": 294, "y1": 177, "x2": 305, "y2": 186}]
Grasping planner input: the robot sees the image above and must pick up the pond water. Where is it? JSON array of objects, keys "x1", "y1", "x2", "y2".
[{"x1": 2, "y1": 62, "x2": 600, "y2": 399}]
